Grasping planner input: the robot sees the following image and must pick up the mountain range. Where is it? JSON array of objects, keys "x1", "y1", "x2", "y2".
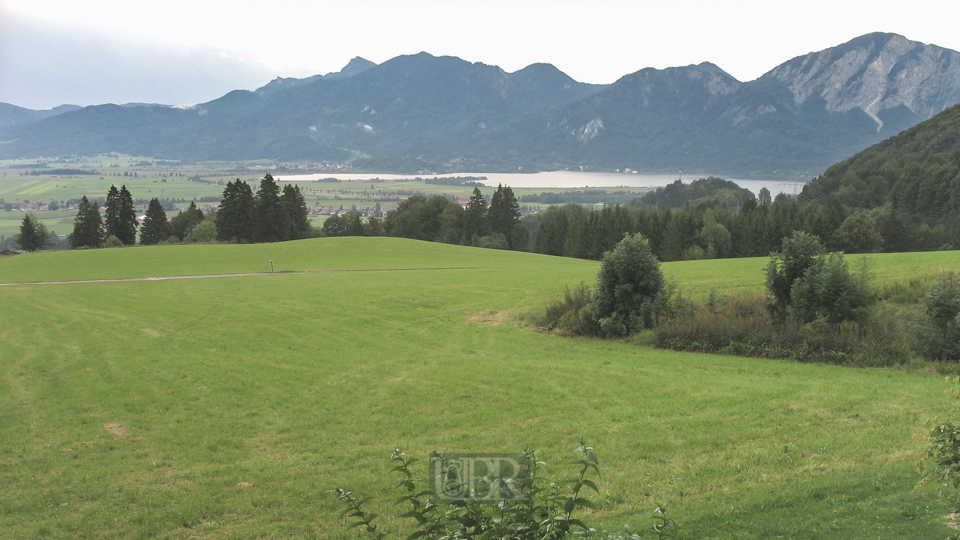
[{"x1": 2, "y1": 32, "x2": 959, "y2": 178}]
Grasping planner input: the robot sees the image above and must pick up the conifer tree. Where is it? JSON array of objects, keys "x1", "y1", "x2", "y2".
[
  {"x1": 462, "y1": 186, "x2": 488, "y2": 241},
  {"x1": 217, "y1": 179, "x2": 256, "y2": 243},
  {"x1": 68, "y1": 196, "x2": 104, "y2": 248},
  {"x1": 487, "y1": 184, "x2": 522, "y2": 248},
  {"x1": 255, "y1": 173, "x2": 287, "y2": 242},
  {"x1": 15, "y1": 213, "x2": 52, "y2": 252},
  {"x1": 139, "y1": 198, "x2": 170, "y2": 245},
  {"x1": 117, "y1": 185, "x2": 138, "y2": 245},
  {"x1": 103, "y1": 185, "x2": 122, "y2": 241},
  {"x1": 281, "y1": 183, "x2": 310, "y2": 240}
]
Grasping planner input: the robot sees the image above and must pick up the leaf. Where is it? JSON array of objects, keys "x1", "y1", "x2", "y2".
[
  {"x1": 581, "y1": 479, "x2": 600, "y2": 494},
  {"x1": 400, "y1": 511, "x2": 428, "y2": 524},
  {"x1": 574, "y1": 499, "x2": 596, "y2": 509}
]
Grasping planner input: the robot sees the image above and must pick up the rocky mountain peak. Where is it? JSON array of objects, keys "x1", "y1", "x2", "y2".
[{"x1": 761, "y1": 32, "x2": 960, "y2": 130}]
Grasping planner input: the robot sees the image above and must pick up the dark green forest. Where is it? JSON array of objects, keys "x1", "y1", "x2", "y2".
[{"x1": 802, "y1": 103, "x2": 960, "y2": 226}]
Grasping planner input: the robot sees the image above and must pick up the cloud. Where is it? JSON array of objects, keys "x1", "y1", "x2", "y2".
[{"x1": 0, "y1": 12, "x2": 274, "y2": 109}]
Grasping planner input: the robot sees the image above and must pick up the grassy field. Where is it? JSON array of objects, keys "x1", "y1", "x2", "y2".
[{"x1": 1, "y1": 239, "x2": 958, "y2": 539}]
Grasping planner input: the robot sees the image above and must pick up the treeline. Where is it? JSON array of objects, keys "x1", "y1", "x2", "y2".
[
  {"x1": 803, "y1": 148, "x2": 960, "y2": 228},
  {"x1": 423, "y1": 176, "x2": 487, "y2": 186},
  {"x1": 322, "y1": 185, "x2": 527, "y2": 250},
  {"x1": 316, "y1": 178, "x2": 957, "y2": 260},
  {"x1": 519, "y1": 189, "x2": 642, "y2": 205},
  {"x1": 29, "y1": 168, "x2": 99, "y2": 176},
  {"x1": 66, "y1": 174, "x2": 312, "y2": 248},
  {"x1": 523, "y1": 191, "x2": 958, "y2": 262},
  {"x1": 635, "y1": 177, "x2": 758, "y2": 209}
]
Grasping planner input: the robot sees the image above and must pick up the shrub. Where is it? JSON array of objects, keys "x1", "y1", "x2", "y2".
[
  {"x1": 918, "y1": 377, "x2": 960, "y2": 511},
  {"x1": 790, "y1": 253, "x2": 874, "y2": 326},
  {"x1": 539, "y1": 284, "x2": 599, "y2": 336},
  {"x1": 912, "y1": 274, "x2": 960, "y2": 361},
  {"x1": 591, "y1": 233, "x2": 666, "y2": 337},
  {"x1": 184, "y1": 219, "x2": 218, "y2": 243},
  {"x1": 330, "y1": 438, "x2": 678, "y2": 540},
  {"x1": 479, "y1": 233, "x2": 509, "y2": 250},
  {"x1": 655, "y1": 291, "x2": 911, "y2": 366},
  {"x1": 104, "y1": 235, "x2": 123, "y2": 248},
  {"x1": 765, "y1": 231, "x2": 825, "y2": 323}
]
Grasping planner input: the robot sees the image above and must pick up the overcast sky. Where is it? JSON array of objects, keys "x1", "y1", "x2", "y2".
[{"x1": 2, "y1": 0, "x2": 958, "y2": 109}]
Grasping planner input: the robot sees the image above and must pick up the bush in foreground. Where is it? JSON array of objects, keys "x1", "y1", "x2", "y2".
[
  {"x1": 918, "y1": 377, "x2": 960, "y2": 520},
  {"x1": 331, "y1": 438, "x2": 678, "y2": 540}
]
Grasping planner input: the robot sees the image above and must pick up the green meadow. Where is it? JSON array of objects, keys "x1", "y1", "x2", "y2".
[{"x1": 1, "y1": 239, "x2": 959, "y2": 539}]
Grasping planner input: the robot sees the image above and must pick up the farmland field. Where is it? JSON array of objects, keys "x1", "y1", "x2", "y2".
[
  {"x1": 0, "y1": 155, "x2": 646, "y2": 239},
  {"x1": 1, "y1": 239, "x2": 958, "y2": 538}
]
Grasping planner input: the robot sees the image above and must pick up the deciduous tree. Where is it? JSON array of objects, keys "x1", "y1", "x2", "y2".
[{"x1": 590, "y1": 233, "x2": 666, "y2": 336}]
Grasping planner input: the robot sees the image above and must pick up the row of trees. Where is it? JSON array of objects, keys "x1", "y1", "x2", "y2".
[
  {"x1": 524, "y1": 191, "x2": 957, "y2": 262},
  {"x1": 312, "y1": 178, "x2": 954, "y2": 261},
  {"x1": 322, "y1": 185, "x2": 527, "y2": 250},
  {"x1": 64, "y1": 175, "x2": 312, "y2": 249}
]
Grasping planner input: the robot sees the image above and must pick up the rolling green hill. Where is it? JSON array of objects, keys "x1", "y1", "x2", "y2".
[{"x1": 0, "y1": 238, "x2": 956, "y2": 538}]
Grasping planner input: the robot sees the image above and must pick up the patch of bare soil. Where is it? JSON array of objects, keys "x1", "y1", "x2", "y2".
[
  {"x1": 468, "y1": 311, "x2": 510, "y2": 325},
  {"x1": 103, "y1": 422, "x2": 129, "y2": 437}
]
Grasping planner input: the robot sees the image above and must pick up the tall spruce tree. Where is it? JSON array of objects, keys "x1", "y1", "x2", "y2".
[
  {"x1": 68, "y1": 196, "x2": 104, "y2": 248},
  {"x1": 487, "y1": 184, "x2": 522, "y2": 248},
  {"x1": 255, "y1": 174, "x2": 287, "y2": 242},
  {"x1": 217, "y1": 179, "x2": 256, "y2": 243},
  {"x1": 117, "y1": 185, "x2": 138, "y2": 245},
  {"x1": 139, "y1": 198, "x2": 170, "y2": 245},
  {"x1": 462, "y1": 186, "x2": 488, "y2": 242},
  {"x1": 281, "y1": 183, "x2": 310, "y2": 240},
  {"x1": 103, "y1": 185, "x2": 122, "y2": 241}
]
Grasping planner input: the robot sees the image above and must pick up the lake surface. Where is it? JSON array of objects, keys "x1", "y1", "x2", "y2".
[{"x1": 275, "y1": 171, "x2": 804, "y2": 197}]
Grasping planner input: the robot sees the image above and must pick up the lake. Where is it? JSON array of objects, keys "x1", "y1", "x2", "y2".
[{"x1": 275, "y1": 171, "x2": 803, "y2": 197}]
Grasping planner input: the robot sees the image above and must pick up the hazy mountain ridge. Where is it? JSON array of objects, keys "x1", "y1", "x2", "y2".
[
  {"x1": 486, "y1": 32, "x2": 960, "y2": 176},
  {"x1": 254, "y1": 57, "x2": 377, "y2": 96},
  {"x1": 0, "y1": 103, "x2": 82, "y2": 127},
  {"x1": 1, "y1": 33, "x2": 959, "y2": 177}
]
